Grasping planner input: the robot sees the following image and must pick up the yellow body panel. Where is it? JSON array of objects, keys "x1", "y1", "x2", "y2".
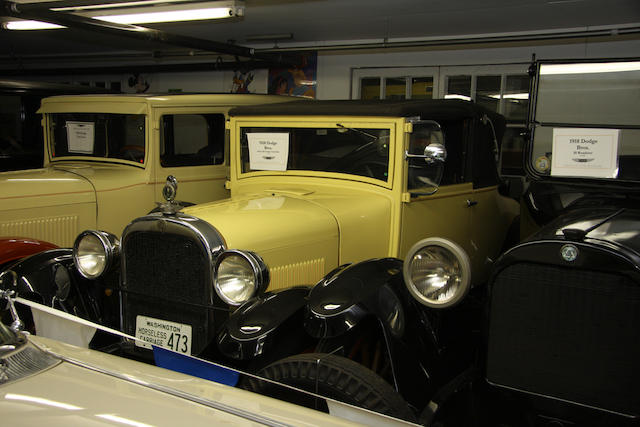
[
  {"x1": 0, "y1": 168, "x2": 97, "y2": 246},
  {"x1": 203, "y1": 113, "x2": 520, "y2": 292},
  {"x1": 1, "y1": 94, "x2": 290, "y2": 246}
]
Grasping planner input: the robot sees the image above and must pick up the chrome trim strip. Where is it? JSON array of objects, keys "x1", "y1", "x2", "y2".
[
  {"x1": 486, "y1": 380, "x2": 637, "y2": 419},
  {"x1": 122, "y1": 212, "x2": 226, "y2": 269}
]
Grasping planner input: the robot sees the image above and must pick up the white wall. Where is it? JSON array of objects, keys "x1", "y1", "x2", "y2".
[
  {"x1": 316, "y1": 38, "x2": 640, "y2": 99},
  {"x1": 43, "y1": 37, "x2": 640, "y2": 99}
]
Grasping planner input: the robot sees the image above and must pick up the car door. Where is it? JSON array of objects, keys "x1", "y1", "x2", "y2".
[
  {"x1": 467, "y1": 116, "x2": 514, "y2": 283},
  {"x1": 153, "y1": 107, "x2": 231, "y2": 206},
  {"x1": 398, "y1": 119, "x2": 475, "y2": 262}
]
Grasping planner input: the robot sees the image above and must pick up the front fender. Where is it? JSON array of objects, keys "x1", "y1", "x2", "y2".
[
  {"x1": 0, "y1": 237, "x2": 58, "y2": 268},
  {"x1": 1, "y1": 248, "x2": 118, "y2": 328},
  {"x1": 305, "y1": 258, "x2": 406, "y2": 339},
  {"x1": 304, "y1": 258, "x2": 442, "y2": 411},
  {"x1": 217, "y1": 286, "x2": 311, "y2": 360}
]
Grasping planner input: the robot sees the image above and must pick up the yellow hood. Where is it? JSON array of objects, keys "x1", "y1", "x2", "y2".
[{"x1": 183, "y1": 188, "x2": 392, "y2": 290}]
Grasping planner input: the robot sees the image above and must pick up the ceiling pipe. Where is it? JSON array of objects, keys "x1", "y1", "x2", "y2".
[
  {"x1": 255, "y1": 25, "x2": 640, "y2": 53},
  {"x1": 0, "y1": 0, "x2": 297, "y2": 67},
  {"x1": 0, "y1": 59, "x2": 275, "y2": 76}
]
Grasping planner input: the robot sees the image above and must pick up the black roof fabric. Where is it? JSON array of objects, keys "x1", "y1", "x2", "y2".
[{"x1": 229, "y1": 98, "x2": 502, "y2": 122}]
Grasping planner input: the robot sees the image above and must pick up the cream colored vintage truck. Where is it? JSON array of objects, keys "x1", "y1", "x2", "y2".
[{"x1": 0, "y1": 93, "x2": 289, "y2": 247}]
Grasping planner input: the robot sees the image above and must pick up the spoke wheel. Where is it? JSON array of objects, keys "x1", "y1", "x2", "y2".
[{"x1": 241, "y1": 352, "x2": 416, "y2": 422}]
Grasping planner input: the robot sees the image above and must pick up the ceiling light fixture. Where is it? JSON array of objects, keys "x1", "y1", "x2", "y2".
[
  {"x1": 52, "y1": 0, "x2": 197, "y2": 12},
  {"x1": 245, "y1": 33, "x2": 293, "y2": 42},
  {"x1": 4, "y1": 20, "x2": 65, "y2": 30},
  {"x1": 540, "y1": 61, "x2": 640, "y2": 75},
  {"x1": 4, "y1": 0, "x2": 244, "y2": 30}
]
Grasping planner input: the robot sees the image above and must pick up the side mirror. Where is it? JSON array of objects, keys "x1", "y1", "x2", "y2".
[
  {"x1": 405, "y1": 144, "x2": 447, "y2": 196},
  {"x1": 424, "y1": 143, "x2": 447, "y2": 164}
]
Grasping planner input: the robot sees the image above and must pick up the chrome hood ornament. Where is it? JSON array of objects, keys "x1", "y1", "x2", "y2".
[
  {"x1": 157, "y1": 175, "x2": 183, "y2": 215},
  {"x1": 0, "y1": 271, "x2": 24, "y2": 333}
]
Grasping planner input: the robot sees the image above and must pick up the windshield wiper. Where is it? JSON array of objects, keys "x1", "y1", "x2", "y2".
[{"x1": 336, "y1": 123, "x2": 378, "y2": 140}]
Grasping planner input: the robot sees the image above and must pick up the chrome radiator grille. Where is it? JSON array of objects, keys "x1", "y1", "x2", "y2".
[
  {"x1": 487, "y1": 262, "x2": 640, "y2": 417},
  {"x1": 121, "y1": 227, "x2": 224, "y2": 355}
]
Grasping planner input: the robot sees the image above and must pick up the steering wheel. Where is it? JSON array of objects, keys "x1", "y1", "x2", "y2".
[{"x1": 119, "y1": 145, "x2": 145, "y2": 162}]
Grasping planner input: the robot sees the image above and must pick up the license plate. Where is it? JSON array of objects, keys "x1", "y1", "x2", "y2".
[{"x1": 135, "y1": 315, "x2": 192, "y2": 355}]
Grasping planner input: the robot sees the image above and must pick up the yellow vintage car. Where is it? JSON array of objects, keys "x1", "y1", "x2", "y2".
[
  {"x1": 0, "y1": 93, "x2": 289, "y2": 247},
  {"x1": 52, "y1": 98, "x2": 520, "y2": 359}
]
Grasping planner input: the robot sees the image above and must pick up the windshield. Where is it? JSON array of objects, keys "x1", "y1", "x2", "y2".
[
  {"x1": 530, "y1": 60, "x2": 640, "y2": 181},
  {"x1": 239, "y1": 125, "x2": 390, "y2": 182},
  {"x1": 50, "y1": 113, "x2": 146, "y2": 163}
]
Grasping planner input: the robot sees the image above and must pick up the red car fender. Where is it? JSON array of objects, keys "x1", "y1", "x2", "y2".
[{"x1": 0, "y1": 237, "x2": 59, "y2": 266}]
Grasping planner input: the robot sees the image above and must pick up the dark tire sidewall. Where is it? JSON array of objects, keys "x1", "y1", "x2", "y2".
[{"x1": 242, "y1": 352, "x2": 416, "y2": 422}]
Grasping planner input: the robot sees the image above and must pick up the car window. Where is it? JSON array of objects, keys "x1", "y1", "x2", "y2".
[
  {"x1": 472, "y1": 118, "x2": 501, "y2": 189},
  {"x1": 50, "y1": 113, "x2": 146, "y2": 163},
  {"x1": 161, "y1": 113, "x2": 225, "y2": 167},
  {"x1": 407, "y1": 122, "x2": 446, "y2": 190},
  {"x1": 239, "y1": 126, "x2": 390, "y2": 182},
  {"x1": 408, "y1": 120, "x2": 467, "y2": 193},
  {"x1": 0, "y1": 95, "x2": 44, "y2": 171}
]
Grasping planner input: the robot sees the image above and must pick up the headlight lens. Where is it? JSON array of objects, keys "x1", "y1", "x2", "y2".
[
  {"x1": 403, "y1": 237, "x2": 471, "y2": 308},
  {"x1": 73, "y1": 231, "x2": 120, "y2": 279},
  {"x1": 215, "y1": 250, "x2": 269, "y2": 306}
]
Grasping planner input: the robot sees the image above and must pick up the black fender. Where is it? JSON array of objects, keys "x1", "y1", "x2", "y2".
[
  {"x1": 305, "y1": 258, "x2": 406, "y2": 338},
  {"x1": 217, "y1": 286, "x2": 312, "y2": 361},
  {"x1": 303, "y1": 258, "x2": 444, "y2": 411},
  {"x1": 1, "y1": 248, "x2": 119, "y2": 330}
]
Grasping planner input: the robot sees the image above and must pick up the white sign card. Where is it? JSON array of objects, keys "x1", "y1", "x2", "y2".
[
  {"x1": 247, "y1": 132, "x2": 289, "y2": 171},
  {"x1": 551, "y1": 128, "x2": 620, "y2": 178},
  {"x1": 66, "y1": 121, "x2": 95, "y2": 154}
]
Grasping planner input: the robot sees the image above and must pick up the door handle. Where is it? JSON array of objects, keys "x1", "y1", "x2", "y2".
[{"x1": 466, "y1": 199, "x2": 478, "y2": 207}]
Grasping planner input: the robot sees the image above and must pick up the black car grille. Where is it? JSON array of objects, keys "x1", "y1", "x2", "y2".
[
  {"x1": 487, "y1": 262, "x2": 640, "y2": 417},
  {"x1": 121, "y1": 229, "x2": 222, "y2": 355}
]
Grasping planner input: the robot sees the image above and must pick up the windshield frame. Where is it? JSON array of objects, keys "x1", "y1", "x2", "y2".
[
  {"x1": 46, "y1": 112, "x2": 148, "y2": 167},
  {"x1": 233, "y1": 119, "x2": 397, "y2": 189},
  {"x1": 527, "y1": 58, "x2": 640, "y2": 185}
]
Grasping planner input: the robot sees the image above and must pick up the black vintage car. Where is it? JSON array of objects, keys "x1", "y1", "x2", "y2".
[
  {"x1": 216, "y1": 59, "x2": 640, "y2": 426},
  {"x1": 485, "y1": 58, "x2": 640, "y2": 426}
]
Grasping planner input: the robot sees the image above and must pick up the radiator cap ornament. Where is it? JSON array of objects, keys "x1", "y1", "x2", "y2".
[
  {"x1": 158, "y1": 175, "x2": 182, "y2": 215},
  {"x1": 560, "y1": 244, "x2": 578, "y2": 262}
]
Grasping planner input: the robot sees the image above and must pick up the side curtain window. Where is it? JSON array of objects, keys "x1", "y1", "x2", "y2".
[
  {"x1": 472, "y1": 118, "x2": 501, "y2": 188},
  {"x1": 407, "y1": 120, "x2": 468, "y2": 194},
  {"x1": 161, "y1": 113, "x2": 225, "y2": 167}
]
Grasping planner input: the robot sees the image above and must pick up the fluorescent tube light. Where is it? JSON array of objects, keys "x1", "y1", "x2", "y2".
[
  {"x1": 488, "y1": 93, "x2": 529, "y2": 100},
  {"x1": 4, "y1": 1, "x2": 243, "y2": 29},
  {"x1": 4, "y1": 20, "x2": 65, "y2": 30},
  {"x1": 53, "y1": 0, "x2": 194, "y2": 12},
  {"x1": 444, "y1": 94, "x2": 472, "y2": 101},
  {"x1": 540, "y1": 61, "x2": 640, "y2": 75},
  {"x1": 93, "y1": 6, "x2": 237, "y2": 24}
]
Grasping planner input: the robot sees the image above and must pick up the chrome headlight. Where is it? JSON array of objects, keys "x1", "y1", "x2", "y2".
[
  {"x1": 73, "y1": 231, "x2": 120, "y2": 279},
  {"x1": 403, "y1": 237, "x2": 471, "y2": 308},
  {"x1": 214, "y1": 250, "x2": 269, "y2": 306}
]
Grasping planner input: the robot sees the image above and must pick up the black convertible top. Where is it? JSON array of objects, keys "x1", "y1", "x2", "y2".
[{"x1": 229, "y1": 98, "x2": 501, "y2": 122}]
